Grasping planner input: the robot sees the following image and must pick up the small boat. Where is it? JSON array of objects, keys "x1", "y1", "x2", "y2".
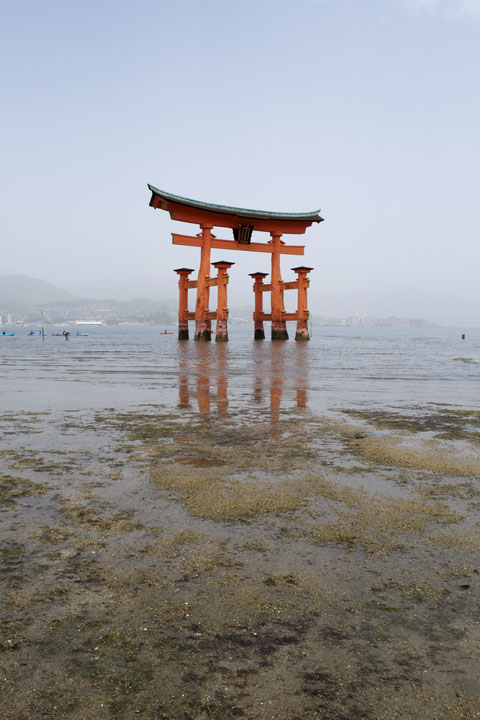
[
  {"x1": 51, "y1": 332, "x2": 89, "y2": 337},
  {"x1": 161, "y1": 331, "x2": 173, "y2": 335},
  {"x1": 27, "y1": 331, "x2": 42, "y2": 336},
  {"x1": 1, "y1": 332, "x2": 15, "y2": 336}
]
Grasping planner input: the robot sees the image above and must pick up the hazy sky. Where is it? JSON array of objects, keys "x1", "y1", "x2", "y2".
[{"x1": 1, "y1": 0, "x2": 479, "y2": 317}]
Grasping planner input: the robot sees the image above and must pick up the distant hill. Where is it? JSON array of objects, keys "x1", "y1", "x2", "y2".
[{"x1": 0, "y1": 275, "x2": 77, "y2": 305}]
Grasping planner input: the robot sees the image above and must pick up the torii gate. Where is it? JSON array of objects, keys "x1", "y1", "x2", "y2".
[{"x1": 148, "y1": 186, "x2": 323, "y2": 341}]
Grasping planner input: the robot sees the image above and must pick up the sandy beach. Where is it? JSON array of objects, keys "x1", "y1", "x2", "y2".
[{"x1": 1, "y1": 396, "x2": 480, "y2": 719}]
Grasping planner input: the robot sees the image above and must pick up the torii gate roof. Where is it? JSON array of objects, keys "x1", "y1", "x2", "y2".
[{"x1": 148, "y1": 185, "x2": 324, "y2": 234}]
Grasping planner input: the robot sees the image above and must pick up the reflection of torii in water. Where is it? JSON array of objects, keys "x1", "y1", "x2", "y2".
[
  {"x1": 177, "y1": 343, "x2": 228, "y2": 415},
  {"x1": 177, "y1": 343, "x2": 309, "y2": 420},
  {"x1": 266, "y1": 343, "x2": 308, "y2": 433},
  {"x1": 196, "y1": 346, "x2": 228, "y2": 415}
]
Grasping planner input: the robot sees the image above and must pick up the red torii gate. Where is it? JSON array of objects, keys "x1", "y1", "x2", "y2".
[{"x1": 148, "y1": 186, "x2": 323, "y2": 341}]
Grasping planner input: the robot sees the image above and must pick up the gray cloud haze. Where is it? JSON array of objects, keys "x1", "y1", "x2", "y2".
[{"x1": 1, "y1": 0, "x2": 479, "y2": 324}]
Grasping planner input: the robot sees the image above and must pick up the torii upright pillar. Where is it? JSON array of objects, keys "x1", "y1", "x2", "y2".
[
  {"x1": 212, "y1": 260, "x2": 234, "y2": 342},
  {"x1": 174, "y1": 268, "x2": 195, "y2": 340},
  {"x1": 249, "y1": 272, "x2": 268, "y2": 340},
  {"x1": 195, "y1": 224, "x2": 213, "y2": 341},
  {"x1": 270, "y1": 232, "x2": 288, "y2": 340},
  {"x1": 292, "y1": 266, "x2": 313, "y2": 341}
]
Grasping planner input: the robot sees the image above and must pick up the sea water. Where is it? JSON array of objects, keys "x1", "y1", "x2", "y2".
[{"x1": 1, "y1": 325, "x2": 479, "y2": 416}]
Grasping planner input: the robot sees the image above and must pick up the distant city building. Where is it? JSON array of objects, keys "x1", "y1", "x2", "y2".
[{"x1": 75, "y1": 320, "x2": 104, "y2": 325}]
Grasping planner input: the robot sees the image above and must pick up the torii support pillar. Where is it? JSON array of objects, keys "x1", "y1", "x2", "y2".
[
  {"x1": 195, "y1": 224, "x2": 214, "y2": 341},
  {"x1": 270, "y1": 232, "x2": 288, "y2": 340},
  {"x1": 249, "y1": 272, "x2": 268, "y2": 340},
  {"x1": 212, "y1": 260, "x2": 234, "y2": 342},
  {"x1": 174, "y1": 268, "x2": 195, "y2": 340},
  {"x1": 292, "y1": 266, "x2": 313, "y2": 341}
]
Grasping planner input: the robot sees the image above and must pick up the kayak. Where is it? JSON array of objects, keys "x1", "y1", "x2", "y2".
[
  {"x1": 27, "y1": 331, "x2": 43, "y2": 336},
  {"x1": 161, "y1": 332, "x2": 173, "y2": 335},
  {"x1": 51, "y1": 332, "x2": 89, "y2": 336},
  {"x1": 1, "y1": 333, "x2": 15, "y2": 336}
]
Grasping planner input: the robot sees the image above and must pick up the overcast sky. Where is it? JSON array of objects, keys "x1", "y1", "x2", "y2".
[{"x1": 1, "y1": 0, "x2": 479, "y2": 319}]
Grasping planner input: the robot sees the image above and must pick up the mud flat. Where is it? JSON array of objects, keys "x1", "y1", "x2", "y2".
[{"x1": 1, "y1": 404, "x2": 480, "y2": 719}]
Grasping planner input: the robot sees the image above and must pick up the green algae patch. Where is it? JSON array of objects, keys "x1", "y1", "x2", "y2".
[
  {"x1": 342, "y1": 407, "x2": 480, "y2": 444},
  {"x1": 9, "y1": 452, "x2": 74, "y2": 473},
  {"x1": 196, "y1": 570, "x2": 324, "y2": 631},
  {"x1": 351, "y1": 436, "x2": 480, "y2": 477},
  {"x1": 305, "y1": 520, "x2": 405, "y2": 555},
  {"x1": 101, "y1": 409, "x2": 331, "y2": 475},
  {"x1": 417, "y1": 481, "x2": 480, "y2": 500},
  {"x1": 429, "y1": 530, "x2": 480, "y2": 553},
  {"x1": 439, "y1": 695, "x2": 480, "y2": 720},
  {"x1": 302, "y1": 480, "x2": 463, "y2": 554},
  {"x1": 144, "y1": 529, "x2": 207, "y2": 557},
  {"x1": 45, "y1": 614, "x2": 155, "y2": 704},
  {"x1": 1, "y1": 541, "x2": 26, "y2": 562},
  {"x1": 370, "y1": 579, "x2": 450, "y2": 602},
  {"x1": 94, "y1": 411, "x2": 191, "y2": 441},
  {"x1": 36, "y1": 525, "x2": 73, "y2": 545},
  {"x1": 151, "y1": 463, "x2": 304, "y2": 522},
  {"x1": 123, "y1": 412, "x2": 335, "y2": 522},
  {"x1": 304, "y1": 474, "x2": 461, "y2": 524},
  {"x1": 59, "y1": 500, "x2": 138, "y2": 533},
  {"x1": 143, "y1": 531, "x2": 245, "y2": 580},
  {"x1": 0, "y1": 474, "x2": 50, "y2": 505}
]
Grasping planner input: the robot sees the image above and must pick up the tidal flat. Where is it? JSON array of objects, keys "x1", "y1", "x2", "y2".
[{"x1": 1, "y1": 404, "x2": 480, "y2": 720}]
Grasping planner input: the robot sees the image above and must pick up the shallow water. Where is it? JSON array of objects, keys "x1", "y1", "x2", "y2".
[
  {"x1": 2, "y1": 324, "x2": 480, "y2": 720},
  {"x1": 1, "y1": 324, "x2": 479, "y2": 414}
]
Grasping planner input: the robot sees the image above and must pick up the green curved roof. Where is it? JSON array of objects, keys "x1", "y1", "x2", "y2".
[{"x1": 148, "y1": 185, "x2": 323, "y2": 222}]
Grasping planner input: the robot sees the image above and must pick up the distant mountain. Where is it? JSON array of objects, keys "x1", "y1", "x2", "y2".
[{"x1": 0, "y1": 275, "x2": 77, "y2": 305}]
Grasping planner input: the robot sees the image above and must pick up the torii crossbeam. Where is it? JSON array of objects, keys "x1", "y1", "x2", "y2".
[{"x1": 148, "y1": 185, "x2": 324, "y2": 341}]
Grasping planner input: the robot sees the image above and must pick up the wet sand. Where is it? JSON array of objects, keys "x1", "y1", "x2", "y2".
[{"x1": 1, "y1": 403, "x2": 480, "y2": 719}]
